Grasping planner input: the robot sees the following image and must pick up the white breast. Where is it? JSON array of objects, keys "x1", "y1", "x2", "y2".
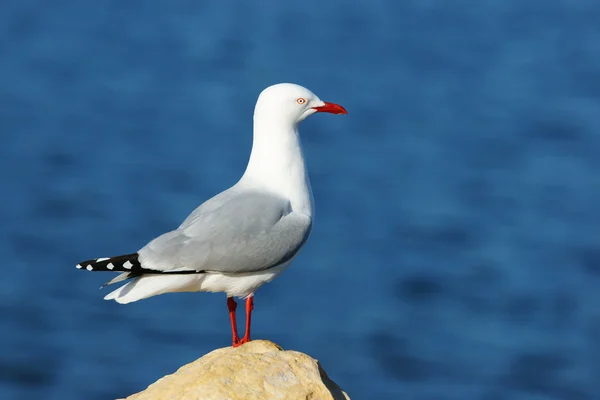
[{"x1": 197, "y1": 261, "x2": 293, "y2": 298}]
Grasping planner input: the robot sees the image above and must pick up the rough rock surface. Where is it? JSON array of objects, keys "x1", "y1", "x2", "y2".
[{"x1": 123, "y1": 340, "x2": 350, "y2": 400}]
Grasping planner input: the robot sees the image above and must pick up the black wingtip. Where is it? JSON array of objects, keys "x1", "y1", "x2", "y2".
[
  {"x1": 77, "y1": 253, "x2": 204, "y2": 276},
  {"x1": 76, "y1": 253, "x2": 141, "y2": 272}
]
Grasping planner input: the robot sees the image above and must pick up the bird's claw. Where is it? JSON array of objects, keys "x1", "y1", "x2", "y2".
[{"x1": 232, "y1": 336, "x2": 250, "y2": 348}]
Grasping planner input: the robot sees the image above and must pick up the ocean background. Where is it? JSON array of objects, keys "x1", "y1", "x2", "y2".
[{"x1": 1, "y1": 1, "x2": 600, "y2": 399}]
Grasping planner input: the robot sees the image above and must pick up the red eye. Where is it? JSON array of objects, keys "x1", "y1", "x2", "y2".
[{"x1": 296, "y1": 98, "x2": 306, "y2": 104}]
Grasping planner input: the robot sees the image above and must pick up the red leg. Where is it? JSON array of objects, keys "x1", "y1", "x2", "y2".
[
  {"x1": 227, "y1": 297, "x2": 240, "y2": 346},
  {"x1": 236, "y1": 295, "x2": 254, "y2": 346}
]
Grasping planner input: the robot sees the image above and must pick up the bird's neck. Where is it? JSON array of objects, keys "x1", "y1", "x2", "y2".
[{"x1": 241, "y1": 118, "x2": 314, "y2": 216}]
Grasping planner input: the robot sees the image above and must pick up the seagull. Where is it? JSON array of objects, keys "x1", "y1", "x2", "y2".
[{"x1": 76, "y1": 83, "x2": 347, "y2": 347}]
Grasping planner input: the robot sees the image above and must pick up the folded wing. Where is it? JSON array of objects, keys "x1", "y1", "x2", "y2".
[{"x1": 138, "y1": 190, "x2": 312, "y2": 274}]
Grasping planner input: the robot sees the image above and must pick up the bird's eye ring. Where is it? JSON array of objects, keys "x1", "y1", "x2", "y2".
[{"x1": 296, "y1": 98, "x2": 306, "y2": 104}]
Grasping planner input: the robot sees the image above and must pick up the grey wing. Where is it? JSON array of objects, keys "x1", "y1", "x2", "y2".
[
  {"x1": 177, "y1": 187, "x2": 239, "y2": 230},
  {"x1": 138, "y1": 191, "x2": 312, "y2": 274}
]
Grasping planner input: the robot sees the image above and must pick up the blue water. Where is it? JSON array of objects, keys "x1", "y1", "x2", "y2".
[{"x1": 2, "y1": 1, "x2": 600, "y2": 399}]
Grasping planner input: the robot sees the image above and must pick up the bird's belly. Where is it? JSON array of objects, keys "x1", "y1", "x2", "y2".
[{"x1": 197, "y1": 261, "x2": 292, "y2": 298}]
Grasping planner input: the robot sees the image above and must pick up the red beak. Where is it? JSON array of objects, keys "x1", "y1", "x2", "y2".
[{"x1": 312, "y1": 101, "x2": 348, "y2": 115}]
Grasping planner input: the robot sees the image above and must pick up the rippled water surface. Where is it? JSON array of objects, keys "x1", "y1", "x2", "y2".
[{"x1": 1, "y1": 1, "x2": 600, "y2": 399}]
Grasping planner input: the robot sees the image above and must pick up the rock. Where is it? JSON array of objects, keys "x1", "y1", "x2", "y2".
[{"x1": 123, "y1": 340, "x2": 350, "y2": 400}]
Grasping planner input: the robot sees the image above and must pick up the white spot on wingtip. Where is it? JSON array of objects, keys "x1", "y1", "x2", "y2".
[
  {"x1": 96, "y1": 257, "x2": 109, "y2": 262},
  {"x1": 107, "y1": 263, "x2": 114, "y2": 270},
  {"x1": 86, "y1": 265, "x2": 93, "y2": 271},
  {"x1": 76, "y1": 264, "x2": 82, "y2": 269},
  {"x1": 123, "y1": 261, "x2": 133, "y2": 269}
]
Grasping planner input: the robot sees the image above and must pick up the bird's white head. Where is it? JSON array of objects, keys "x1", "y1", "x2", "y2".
[
  {"x1": 254, "y1": 83, "x2": 347, "y2": 126},
  {"x1": 244, "y1": 83, "x2": 345, "y2": 207}
]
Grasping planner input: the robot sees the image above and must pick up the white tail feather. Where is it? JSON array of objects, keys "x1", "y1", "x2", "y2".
[
  {"x1": 100, "y1": 272, "x2": 132, "y2": 288},
  {"x1": 103, "y1": 274, "x2": 205, "y2": 304}
]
